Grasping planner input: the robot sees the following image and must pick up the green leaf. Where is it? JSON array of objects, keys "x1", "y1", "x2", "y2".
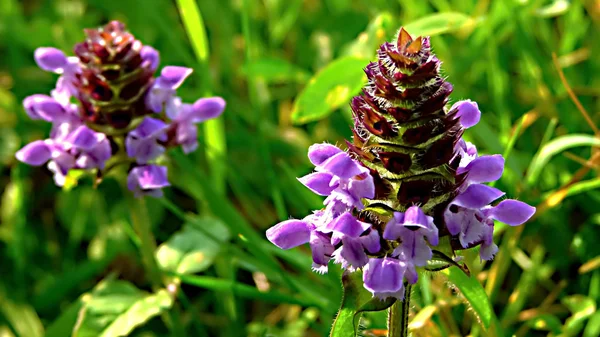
[
  {"x1": 535, "y1": 0, "x2": 570, "y2": 18},
  {"x1": 45, "y1": 298, "x2": 84, "y2": 337},
  {"x1": 156, "y1": 217, "x2": 230, "y2": 274},
  {"x1": 73, "y1": 278, "x2": 174, "y2": 337},
  {"x1": 403, "y1": 12, "x2": 473, "y2": 37},
  {"x1": 583, "y1": 310, "x2": 600, "y2": 337},
  {"x1": 526, "y1": 314, "x2": 563, "y2": 334},
  {"x1": 526, "y1": 134, "x2": 600, "y2": 186},
  {"x1": 330, "y1": 270, "x2": 394, "y2": 337},
  {"x1": 562, "y1": 295, "x2": 596, "y2": 336},
  {"x1": 0, "y1": 289, "x2": 44, "y2": 337},
  {"x1": 443, "y1": 267, "x2": 498, "y2": 331},
  {"x1": 242, "y1": 58, "x2": 311, "y2": 83},
  {"x1": 291, "y1": 56, "x2": 369, "y2": 124},
  {"x1": 341, "y1": 12, "x2": 395, "y2": 58}
]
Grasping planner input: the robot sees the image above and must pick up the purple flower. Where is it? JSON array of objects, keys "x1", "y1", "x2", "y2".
[
  {"x1": 363, "y1": 257, "x2": 407, "y2": 300},
  {"x1": 126, "y1": 117, "x2": 168, "y2": 164},
  {"x1": 127, "y1": 165, "x2": 171, "y2": 198},
  {"x1": 299, "y1": 143, "x2": 375, "y2": 211},
  {"x1": 165, "y1": 96, "x2": 226, "y2": 153},
  {"x1": 383, "y1": 206, "x2": 439, "y2": 284},
  {"x1": 266, "y1": 210, "x2": 335, "y2": 273},
  {"x1": 451, "y1": 100, "x2": 481, "y2": 128},
  {"x1": 16, "y1": 123, "x2": 111, "y2": 186},
  {"x1": 17, "y1": 21, "x2": 227, "y2": 197},
  {"x1": 146, "y1": 66, "x2": 193, "y2": 113},
  {"x1": 455, "y1": 140, "x2": 505, "y2": 186},
  {"x1": 326, "y1": 212, "x2": 380, "y2": 270},
  {"x1": 444, "y1": 184, "x2": 536, "y2": 260}
]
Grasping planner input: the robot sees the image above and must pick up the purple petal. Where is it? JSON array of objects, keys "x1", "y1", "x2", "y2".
[
  {"x1": 348, "y1": 174, "x2": 375, "y2": 200},
  {"x1": 128, "y1": 139, "x2": 165, "y2": 164},
  {"x1": 320, "y1": 152, "x2": 364, "y2": 179},
  {"x1": 298, "y1": 172, "x2": 335, "y2": 196},
  {"x1": 395, "y1": 232, "x2": 432, "y2": 267},
  {"x1": 452, "y1": 184, "x2": 505, "y2": 209},
  {"x1": 184, "y1": 97, "x2": 226, "y2": 123},
  {"x1": 76, "y1": 137, "x2": 111, "y2": 169},
  {"x1": 480, "y1": 242, "x2": 499, "y2": 261},
  {"x1": 47, "y1": 161, "x2": 68, "y2": 186},
  {"x1": 66, "y1": 126, "x2": 100, "y2": 150},
  {"x1": 309, "y1": 231, "x2": 334, "y2": 266},
  {"x1": 266, "y1": 219, "x2": 312, "y2": 249},
  {"x1": 145, "y1": 87, "x2": 171, "y2": 113},
  {"x1": 34, "y1": 47, "x2": 68, "y2": 73},
  {"x1": 444, "y1": 207, "x2": 466, "y2": 236},
  {"x1": 402, "y1": 206, "x2": 431, "y2": 229},
  {"x1": 339, "y1": 237, "x2": 369, "y2": 268},
  {"x1": 16, "y1": 140, "x2": 52, "y2": 166},
  {"x1": 403, "y1": 262, "x2": 419, "y2": 284},
  {"x1": 176, "y1": 123, "x2": 198, "y2": 154},
  {"x1": 458, "y1": 214, "x2": 485, "y2": 247},
  {"x1": 157, "y1": 66, "x2": 193, "y2": 89},
  {"x1": 141, "y1": 46, "x2": 159, "y2": 71},
  {"x1": 23, "y1": 95, "x2": 67, "y2": 121},
  {"x1": 383, "y1": 214, "x2": 402, "y2": 240},
  {"x1": 363, "y1": 257, "x2": 406, "y2": 299},
  {"x1": 327, "y1": 212, "x2": 370, "y2": 237},
  {"x1": 464, "y1": 155, "x2": 505, "y2": 183},
  {"x1": 127, "y1": 165, "x2": 170, "y2": 197},
  {"x1": 131, "y1": 117, "x2": 168, "y2": 138},
  {"x1": 23, "y1": 95, "x2": 49, "y2": 120},
  {"x1": 486, "y1": 199, "x2": 536, "y2": 226},
  {"x1": 360, "y1": 229, "x2": 381, "y2": 254},
  {"x1": 307, "y1": 143, "x2": 343, "y2": 166},
  {"x1": 451, "y1": 100, "x2": 481, "y2": 128}
]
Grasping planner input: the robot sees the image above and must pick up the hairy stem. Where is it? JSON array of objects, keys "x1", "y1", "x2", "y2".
[
  {"x1": 388, "y1": 284, "x2": 412, "y2": 337},
  {"x1": 127, "y1": 195, "x2": 162, "y2": 289}
]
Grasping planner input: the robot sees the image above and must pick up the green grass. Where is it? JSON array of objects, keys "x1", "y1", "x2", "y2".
[{"x1": 1, "y1": 0, "x2": 599, "y2": 336}]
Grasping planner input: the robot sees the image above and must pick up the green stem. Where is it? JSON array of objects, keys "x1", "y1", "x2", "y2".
[
  {"x1": 388, "y1": 284, "x2": 412, "y2": 337},
  {"x1": 127, "y1": 195, "x2": 162, "y2": 289}
]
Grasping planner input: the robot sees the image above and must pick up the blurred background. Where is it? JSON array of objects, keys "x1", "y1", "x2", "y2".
[{"x1": 0, "y1": 0, "x2": 599, "y2": 336}]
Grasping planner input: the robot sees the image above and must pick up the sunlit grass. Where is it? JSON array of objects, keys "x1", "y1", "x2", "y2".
[{"x1": 0, "y1": 0, "x2": 599, "y2": 336}]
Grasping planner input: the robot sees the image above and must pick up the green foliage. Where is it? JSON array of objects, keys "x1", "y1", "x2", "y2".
[
  {"x1": 71, "y1": 278, "x2": 174, "y2": 337},
  {"x1": 292, "y1": 56, "x2": 369, "y2": 124},
  {"x1": 331, "y1": 270, "x2": 395, "y2": 337},
  {"x1": 1, "y1": 0, "x2": 599, "y2": 336},
  {"x1": 156, "y1": 218, "x2": 230, "y2": 274}
]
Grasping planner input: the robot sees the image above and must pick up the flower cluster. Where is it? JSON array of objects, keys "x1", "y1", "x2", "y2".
[
  {"x1": 266, "y1": 28, "x2": 535, "y2": 300},
  {"x1": 15, "y1": 21, "x2": 225, "y2": 197}
]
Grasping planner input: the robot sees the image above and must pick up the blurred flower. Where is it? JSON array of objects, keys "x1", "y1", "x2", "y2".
[
  {"x1": 265, "y1": 27, "x2": 536, "y2": 300},
  {"x1": 16, "y1": 20, "x2": 226, "y2": 196},
  {"x1": 127, "y1": 165, "x2": 170, "y2": 198}
]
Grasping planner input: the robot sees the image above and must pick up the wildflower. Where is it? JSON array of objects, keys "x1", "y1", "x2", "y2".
[
  {"x1": 266, "y1": 27, "x2": 536, "y2": 300},
  {"x1": 16, "y1": 21, "x2": 226, "y2": 196}
]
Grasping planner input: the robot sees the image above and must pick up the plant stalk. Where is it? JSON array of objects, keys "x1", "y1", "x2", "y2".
[
  {"x1": 127, "y1": 195, "x2": 162, "y2": 289},
  {"x1": 388, "y1": 284, "x2": 412, "y2": 337}
]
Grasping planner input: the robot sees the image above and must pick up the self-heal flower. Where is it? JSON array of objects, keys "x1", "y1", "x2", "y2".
[
  {"x1": 299, "y1": 143, "x2": 375, "y2": 211},
  {"x1": 444, "y1": 184, "x2": 535, "y2": 260},
  {"x1": 266, "y1": 27, "x2": 536, "y2": 301},
  {"x1": 146, "y1": 66, "x2": 193, "y2": 114},
  {"x1": 326, "y1": 212, "x2": 380, "y2": 270},
  {"x1": 16, "y1": 21, "x2": 226, "y2": 197},
  {"x1": 126, "y1": 117, "x2": 168, "y2": 164},
  {"x1": 363, "y1": 257, "x2": 408, "y2": 300},
  {"x1": 16, "y1": 123, "x2": 110, "y2": 186},
  {"x1": 266, "y1": 210, "x2": 335, "y2": 273},
  {"x1": 127, "y1": 165, "x2": 170, "y2": 198},
  {"x1": 165, "y1": 96, "x2": 226, "y2": 153}
]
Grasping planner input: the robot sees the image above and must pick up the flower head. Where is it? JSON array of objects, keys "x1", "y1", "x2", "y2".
[
  {"x1": 265, "y1": 27, "x2": 535, "y2": 300},
  {"x1": 16, "y1": 20, "x2": 226, "y2": 197}
]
